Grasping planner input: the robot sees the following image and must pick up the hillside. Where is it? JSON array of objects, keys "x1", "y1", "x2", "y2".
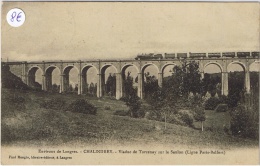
[
  {"x1": 1, "y1": 88, "x2": 258, "y2": 149},
  {"x1": 1, "y1": 64, "x2": 30, "y2": 90}
]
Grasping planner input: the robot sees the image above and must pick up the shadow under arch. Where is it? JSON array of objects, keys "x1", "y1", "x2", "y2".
[
  {"x1": 45, "y1": 65, "x2": 61, "y2": 92},
  {"x1": 81, "y1": 65, "x2": 99, "y2": 95},
  {"x1": 62, "y1": 65, "x2": 79, "y2": 93},
  {"x1": 227, "y1": 61, "x2": 246, "y2": 101},
  {"x1": 28, "y1": 66, "x2": 44, "y2": 90},
  {"x1": 121, "y1": 64, "x2": 139, "y2": 97},
  {"x1": 100, "y1": 64, "x2": 118, "y2": 97},
  {"x1": 161, "y1": 63, "x2": 176, "y2": 77},
  {"x1": 141, "y1": 63, "x2": 160, "y2": 99},
  {"x1": 141, "y1": 63, "x2": 160, "y2": 74},
  {"x1": 249, "y1": 62, "x2": 260, "y2": 91},
  {"x1": 203, "y1": 62, "x2": 223, "y2": 97}
]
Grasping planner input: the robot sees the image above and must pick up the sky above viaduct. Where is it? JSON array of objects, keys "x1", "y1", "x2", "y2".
[
  {"x1": 2, "y1": 2, "x2": 259, "y2": 62},
  {"x1": 2, "y1": 2, "x2": 259, "y2": 85}
]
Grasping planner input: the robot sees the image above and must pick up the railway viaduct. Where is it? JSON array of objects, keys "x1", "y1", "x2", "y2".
[{"x1": 4, "y1": 51, "x2": 260, "y2": 99}]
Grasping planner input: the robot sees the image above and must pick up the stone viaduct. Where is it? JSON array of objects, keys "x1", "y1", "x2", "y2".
[{"x1": 4, "y1": 51, "x2": 260, "y2": 99}]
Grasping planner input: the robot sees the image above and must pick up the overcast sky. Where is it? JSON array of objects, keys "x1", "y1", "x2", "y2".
[{"x1": 2, "y1": 2, "x2": 259, "y2": 62}]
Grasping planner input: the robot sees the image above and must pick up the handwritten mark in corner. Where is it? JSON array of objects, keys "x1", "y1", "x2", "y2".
[{"x1": 6, "y1": 8, "x2": 26, "y2": 27}]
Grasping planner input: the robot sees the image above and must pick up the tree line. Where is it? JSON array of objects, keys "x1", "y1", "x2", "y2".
[{"x1": 121, "y1": 60, "x2": 259, "y2": 138}]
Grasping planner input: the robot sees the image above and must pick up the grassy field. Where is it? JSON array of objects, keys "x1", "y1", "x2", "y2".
[{"x1": 1, "y1": 88, "x2": 258, "y2": 149}]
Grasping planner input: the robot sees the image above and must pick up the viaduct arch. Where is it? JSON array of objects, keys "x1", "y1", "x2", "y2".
[{"x1": 5, "y1": 51, "x2": 260, "y2": 99}]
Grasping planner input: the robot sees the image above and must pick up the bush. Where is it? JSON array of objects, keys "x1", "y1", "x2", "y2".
[
  {"x1": 178, "y1": 111, "x2": 194, "y2": 127},
  {"x1": 125, "y1": 93, "x2": 143, "y2": 118},
  {"x1": 104, "y1": 106, "x2": 111, "y2": 110},
  {"x1": 40, "y1": 98, "x2": 66, "y2": 110},
  {"x1": 230, "y1": 104, "x2": 259, "y2": 139},
  {"x1": 67, "y1": 99, "x2": 97, "y2": 115},
  {"x1": 215, "y1": 104, "x2": 228, "y2": 112},
  {"x1": 113, "y1": 110, "x2": 129, "y2": 116},
  {"x1": 131, "y1": 106, "x2": 145, "y2": 118},
  {"x1": 166, "y1": 114, "x2": 186, "y2": 126},
  {"x1": 219, "y1": 95, "x2": 228, "y2": 104},
  {"x1": 204, "y1": 97, "x2": 220, "y2": 110},
  {"x1": 120, "y1": 97, "x2": 128, "y2": 102}
]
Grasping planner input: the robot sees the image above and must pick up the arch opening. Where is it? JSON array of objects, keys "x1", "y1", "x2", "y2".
[
  {"x1": 162, "y1": 64, "x2": 175, "y2": 78},
  {"x1": 249, "y1": 62, "x2": 260, "y2": 103},
  {"x1": 82, "y1": 66, "x2": 98, "y2": 96},
  {"x1": 100, "y1": 65, "x2": 117, "y2": 97},
  {"x1": 63, "y1": 66, "x2": 79, "y2": 93},
  {"x1": 227, "y1": 63, "x2": 246, "y2": 106},
  {"x1": 45, "y1": 66, "x2": 60, "y2": 92},
  {"x1": 121, "y1": 64, "x2": 139, "y2": 97},
  {"x1": 203, "y1": 63, "x2": 222, "y2": 97},
  {"x1": 28, "y1": 67, "x2": 43, "y2": 90},
  {"x1": 142, "y1": 64, "x2": 159, "y2": 99}
]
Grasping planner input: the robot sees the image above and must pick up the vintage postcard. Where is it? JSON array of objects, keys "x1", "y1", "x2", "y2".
[{"x1": 1, "y1": 1, "x2": 259, "y2": 165}]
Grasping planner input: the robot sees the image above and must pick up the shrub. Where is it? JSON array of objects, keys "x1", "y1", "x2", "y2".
[
  {"x1": 104, "y1": 106, "x2": 111, "y2": 110},
  {"x1": 132, "y1": 106, "x2": 145, "y2": 118},
  {"x1": 125, "y1": 93, "x2": 143, "y2": 118},
  {"x1": 166, "y1": 114, "x2": 186, "y2": 126},
  {"x1": 219, "y1": 95, "x2": 228, "y2": 104},
  {"x1": 230, "y1": 104, "x2": 259, "y2": 139},
  {"x1": 204, "y1": 97, "x2": 220, "y2": 110},
  {"x1": 40, "y1": 98, "x2": 66, "y2": 110},
  {"x1": 178, "y1": 111, "x2": 194, "y2": 127},
  {"x1": 67, "y1": 99, "x2": 97, "y2": 115},
  {"x1": 120, "y1": 97, "x2": 128, "y2": 102},
  {"x1": 113, "y1": 110, "x2": 129, "y2": 116},
  {"x1": 215, "y1": 104, "x2": 228, "y2": 112}
]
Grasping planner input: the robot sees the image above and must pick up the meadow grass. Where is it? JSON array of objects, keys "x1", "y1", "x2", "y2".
[{"x1": 1, "y1": 88, "x2": 258, "y2": 149}]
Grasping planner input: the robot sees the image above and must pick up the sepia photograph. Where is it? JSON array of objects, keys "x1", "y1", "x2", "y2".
[{"x1": 1, "y1": 1, "x2": 259, "y2": 165}]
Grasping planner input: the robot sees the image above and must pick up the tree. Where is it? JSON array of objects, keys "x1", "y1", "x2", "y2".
[
  {"x1": 52, "y1": 83, "x2": 59, "y2": 92},
  {"x1": 193, "y1": 106, "x2": 206, "y2": 131},
  {"x1": 144, "y1": 60, "x2": 204, "y2": 127},
  {"x1": 106, "y1": 73, "x2": 116, "y2": 96},
  {"x1": 171, "y1": 60, "x2": 202, "y2": 97},
  {"x1": 68, "y1": 84, "x2": 73, "y2": 92},
  {"x1": 94, "y1": 83, "x2": 97, "y2": 95},
  {"x1": 85, "y1": 83, "x2": 89, "y2": 93},
  {"x1": 228, "y1": 72, "x2": 245, "y2": 107},
  {"x1": 123, "y1": 72, "x2": 136, "y2": 97},
  {"x1": 125, "y1": 91, "x2": 142, "y2": 118},
  {"x1": 159, "y1": 60, "x2": 202, "y2": 108},
  {"x1": 89, "y1": 82, "x2": 95, "y2": 95},
  {"x1": 143, "y1": 72, "x2": 159, "y2": 99},
  {"x1": 74, "y1": 84, "x2": 78, "y2": 92},
  {"x1": 123, "y1": 72, "x2": 142, "y2": 118}
]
